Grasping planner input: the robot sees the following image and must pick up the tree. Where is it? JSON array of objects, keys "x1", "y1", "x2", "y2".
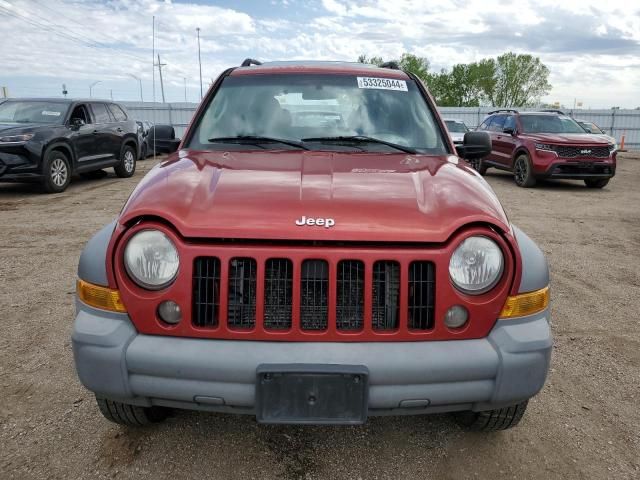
[
  {"x1": 357, "y1": 51, "x2": 551, "y2": 108},
  {"x1": 489, "y1": 53, "x2": 551, "y2": 107},
  {"x1": 358, "y1": 53, "x2": 430, "y2": 83}
]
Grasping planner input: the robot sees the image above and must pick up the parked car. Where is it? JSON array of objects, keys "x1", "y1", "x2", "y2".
[
  {"x1": 475, "y1": 109, "x2": 616, "y2": 188},
  {"x1": 73, "y1": 60, "x2": 552, "y2": 431},
  {"x1": 575, "y1": 119, "x2": 617, "y2": 150},
  {"x1": 0, "y1": 98, "x2": 138, "y2": 193},
  {"x1": 135, "y1": 120, "x2": 155, "y2": 159},
  {"x1": 443, "y1": 118, "x2": 469, "y2": 145}
]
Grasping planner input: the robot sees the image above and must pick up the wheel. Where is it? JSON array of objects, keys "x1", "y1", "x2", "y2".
[
  {"x1": 513, "y1": 154, "x2": 536, "y2": 188},
  {"x1": 42, "y1": 149, "x2": 71, "y2": 193},
  {"x1": 114, "y1": 144, "x2": 136, "y2": 178},
  {"x1": 584, "y1": 178, "x2": 609, "y2": 189},
  {"x1": 453, "y1": 401, "x2": 528, "y2": 431},
  {"x1": 96, "y1": 397, "x2": 169, "y2": 427},
  {"x1": 469, "y1": 157, "x2": 488, "y2": 175}
]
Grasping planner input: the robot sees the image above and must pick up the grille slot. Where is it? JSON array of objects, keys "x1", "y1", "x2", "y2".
[
  {"x1": 300, "y1": 259, "x2": 329, "y2": 331},
  {"x1": 372, "y1": 261, "x2": 400, "y2": 330},
  {"x1": 192, "y1": 257, "x2": 221, "y2": 327},
  {"x1": 336, "y1": 260, "x2": 364, "y2": 330},
  {"x1": 408, "y1": 261, "x2": 435, "y2": 330},
  {"x1": 554, "y1": 145, "x2": 609, "y2": 158},
  {"x1": 264, "y1": 258, "x2": 293, "y2": 329},
  {"x1": 227, "y1": 258, "x2": 257, "y2": 329}
]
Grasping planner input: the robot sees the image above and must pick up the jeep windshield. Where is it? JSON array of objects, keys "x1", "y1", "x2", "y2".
[
  {"x1": 520, "y1": 114, "x2": 586, "y2": 134},
  {"x1": 188, "y1": 74, "x2": 448, "y2": 154},
  {"x1": 444, "y1": 120, "x2": 468, "y2": 133},
  {"x1": 0, "y1": 100, "x2": 68, "y2": 125}
]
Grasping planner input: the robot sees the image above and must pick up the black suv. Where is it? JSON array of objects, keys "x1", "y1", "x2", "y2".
[{"x1": 0, "y1": 98, "x2": 139, "y2": 193}]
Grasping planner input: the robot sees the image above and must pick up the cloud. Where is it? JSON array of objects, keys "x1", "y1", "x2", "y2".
[{"x1": 0, "y1": 0, "x2": 638, "y2": 106}]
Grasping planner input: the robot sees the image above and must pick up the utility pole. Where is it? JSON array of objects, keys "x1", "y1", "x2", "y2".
[
  {"x1": 155, "y1": 54, "x2": 166, "y2": 103},
  {"x1": 129, "y1": 74, "x2": 143, "y2": 101},
  {"x1": 152, "y1": 15, "x2": 155, "y2": 105},
  {"x1": 110, "y1": 89, "x2": 113, "y2": 101},
  {"x1": 196, "y1": 27, "x2": 203, "y2": 100},
  {"x1": 183, "y1": 77, "x2": 187, "y2": 102}
]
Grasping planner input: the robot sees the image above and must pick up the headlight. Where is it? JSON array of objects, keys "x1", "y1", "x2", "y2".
[
  {"x1": 124, "y1": 230, "x2": 179, "y2": 290},
  {"x1": 608, "y1": 143, "x2": 617, "y2": 152},
  {"x1": 0, "y1": 133, "x2": 34, "y2": 143},
  {"x1": 449, "y1": 236, "x2": 504, "y2": 295},
  {"x1": 534, "y1": 143, "x2": 555, "y2": 152}
]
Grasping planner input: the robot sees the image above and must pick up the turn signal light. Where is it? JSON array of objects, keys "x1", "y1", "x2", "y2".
[
  {"x1": 77, "y1": 279, "x2": 127, "y2": 313},
  {"x1": 500, "y1": 286, "x2": 549, "y2": 318}
]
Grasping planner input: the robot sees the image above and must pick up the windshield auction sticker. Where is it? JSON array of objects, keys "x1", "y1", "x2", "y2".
[
  {"x1": 42, "y1": 111, "x2": 62, "y2": 116},
  {"x1": 357, "y1": 77, "x2": 408, "y2": 91}
]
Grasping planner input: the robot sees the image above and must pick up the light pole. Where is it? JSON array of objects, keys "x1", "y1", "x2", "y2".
[
  {"x1": 183, "y1": 77, "x2": 187, "y2": 102},
  {"x1": 129, "y1": 74, "x2": 143, "y2": 102},
  {"x1": 196, "y1": 27, "x2": 203, "y2": 100},
  {"x1": 89, "y1": 80, "x2": 102, "y2": 98}
]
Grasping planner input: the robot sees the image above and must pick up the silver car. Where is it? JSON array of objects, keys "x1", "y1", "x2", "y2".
[
  {"x1": 576, "y1": 120, "x2": 617, "y2": 150},
  {"x1": 443, "y1": 118, "x2": 469, "y2": 145}
]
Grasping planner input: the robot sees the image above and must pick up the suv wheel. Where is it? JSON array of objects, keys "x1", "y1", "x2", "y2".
[
  {"x1": 96, "y1": 397, "x2": 169, "y2": 427},
  {"x1": 584, "y1": 178, "x2": 609, "y2": 189},
  {"x1": 453, "y1": 401, "x2": 528, "y2": 431},
  {"x1": 42, "y1": 150, "x2": 71, "y2": 193},
  {"x1": 513, "y1": 154, "x2": 536, "y2": 188},
  {"x1": 114, "y1": 144, "x2": 136, "y2": 178}
]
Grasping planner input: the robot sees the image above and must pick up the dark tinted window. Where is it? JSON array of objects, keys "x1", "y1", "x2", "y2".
[
  {"x1": 478, "y1": 117, "x2": 492, "y2": 130},
  {"x1": 520, "y1": 114, "x2": 586, "y2": 134},
  {"x1": 108, "y1": 104, "x2": 127, "y2": 121},
  {"x1": 504, "y1": 115, "x2": 516, "y2": 131},
  {"x1": 91, "y1": 103, "x2": 111, "y2": 123},
  {"x1": 489, "y1": 115, "x2": 506, "y2": 131}
]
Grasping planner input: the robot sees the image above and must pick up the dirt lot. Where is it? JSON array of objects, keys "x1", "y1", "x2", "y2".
[{"x1": 1, "y1": 153, "x2": 639, "y2": 480}]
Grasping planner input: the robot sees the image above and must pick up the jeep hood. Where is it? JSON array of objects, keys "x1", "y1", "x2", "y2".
[
  {"x1": 119, "y1": 150, "x2": 510, "y2": 243},
  {"x1": 0, "y1": 123, "x2": 46, "y2": 135}
]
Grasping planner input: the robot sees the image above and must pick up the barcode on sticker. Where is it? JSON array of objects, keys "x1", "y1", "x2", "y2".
[{"x1": 357, "y1": 77, "x2": 408, "y2": 91}]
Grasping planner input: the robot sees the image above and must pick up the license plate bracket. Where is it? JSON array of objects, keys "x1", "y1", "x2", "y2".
[{"x1": 256, "y1": 364, "x2": 369, "y2": 425}]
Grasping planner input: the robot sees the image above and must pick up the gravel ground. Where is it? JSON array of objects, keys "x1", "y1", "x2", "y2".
[{"x1": 1, "y1": 153, "x2": 639, "y2": 480}]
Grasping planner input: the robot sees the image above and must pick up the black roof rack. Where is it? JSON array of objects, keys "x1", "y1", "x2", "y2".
[
  {"x1": 379, "y1": 61, "x2": 400, "y2": 70},
  {"x1": 539, "y1": 109, "x2": 566, "y2": 115},
  {"x1": 241, "y1": 58, "x2": 262, "y2": 67},
  {"x1": 487, "y1": 109, "x2": 519, "y2": 115}
]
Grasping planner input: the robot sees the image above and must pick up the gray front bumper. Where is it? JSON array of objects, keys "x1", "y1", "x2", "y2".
[{"x1": 72, "y1": 302, "x2": 552, "y2": 415}]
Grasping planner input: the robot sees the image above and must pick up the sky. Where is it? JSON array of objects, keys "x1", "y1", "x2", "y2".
[{"x1": 0, "y1": 0, "x2": 639, "y2": 108}]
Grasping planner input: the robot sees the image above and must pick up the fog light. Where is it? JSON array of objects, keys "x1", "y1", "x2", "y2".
[
  {"x1": 158, "y1": 301, "x2": 182, "y2": 324},
  {"x1": 444, "y1": 305, "x2": 468, "y2": 329}
]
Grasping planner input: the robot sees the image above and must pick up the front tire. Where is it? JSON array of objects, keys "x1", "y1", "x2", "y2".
[
  {"x1": 513, "y1": 154, "x2": 536, "y2": 188},
  {"x1": 114, "y1": 144, "x2": 136, "y2": 178},
  {"x1": 453, "y1": 401, "x2": 528, "y2": 431},
  {"x1": 42, "y1": 150, "x2": 71, "y2": 193},
  {"x1": 584, "y1": 178, "x2": 609, "y2": 189},
  {"x1": 96, "y1": 397, "x2": 169, "y2": 427}
]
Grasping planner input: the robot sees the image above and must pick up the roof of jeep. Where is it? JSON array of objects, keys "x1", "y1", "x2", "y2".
[{"x1": 230, "y1": 60, "x2": 411, "y2": 79}]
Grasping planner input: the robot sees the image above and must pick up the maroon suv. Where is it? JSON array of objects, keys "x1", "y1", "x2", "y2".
[{"x1": 474, "y1": 110, "x2": 616, "y2": 188}]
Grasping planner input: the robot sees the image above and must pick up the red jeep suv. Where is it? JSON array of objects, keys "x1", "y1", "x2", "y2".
[
  {"x1": 474, "y1": 110, "x2": 616, "y2": 188},
  {"x1": 72, "y1": 60, "x2": 552, "y2": 431}
]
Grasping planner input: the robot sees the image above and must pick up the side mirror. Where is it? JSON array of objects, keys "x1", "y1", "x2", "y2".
[
  {"x1": 70, "y1": 118, "x2": 85, "y2": 129},
  {"x1": 166, "y1": 138, "x2": 181, "y2": 153},
  {"x1": 503, "y1": 127, "x2": 515, "y2": 135},
  {"x1": 456, "y1": 131, "x2": 491, "y2": 160}
]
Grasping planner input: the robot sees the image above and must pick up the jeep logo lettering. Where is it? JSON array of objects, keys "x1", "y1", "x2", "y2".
[
  {"x1": 580, "y1": 149, "x2": 592, "y2": 155},
  {"x1": 295, "y1": 216, "x2": 335, "y2": 228}
]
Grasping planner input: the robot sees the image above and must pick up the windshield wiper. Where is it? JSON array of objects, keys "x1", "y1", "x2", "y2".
[
  {"x1": 301, "y1": 135, "x2": 416, "y2": 154},
  {"x1": 208, "y1": 135, "x2": 309, "y2": 150}
]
